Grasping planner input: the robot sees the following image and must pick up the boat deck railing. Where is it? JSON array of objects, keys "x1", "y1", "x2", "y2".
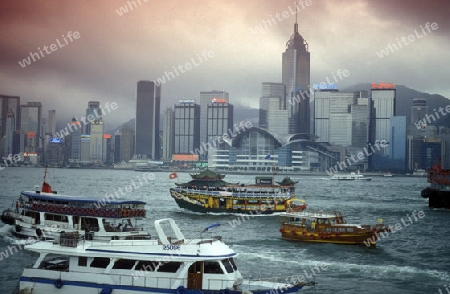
[
  {"x1": 171, "y1": 187, "x2": 292, "y2": 199},
  {"x1": 285, "y1": 209, "x2": 342, "y2": 218}
]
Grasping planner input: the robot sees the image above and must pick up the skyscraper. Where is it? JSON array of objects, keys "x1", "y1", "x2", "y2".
[
  {"x1": 47, "y1": 110, "x2": 56, "y2": 136},
  {"x1": 174, "y1": 101, "x2": 200, "y2": 154},
  {"x1": 20, "y1": 102, "x2": 42, "y2": 153},
  {"x1": 259, "y1": 82, "x2": 286, "y2": 130},
  {"x1": 135, "y1": 81, "x2": 160, "y2": 160},
  {"x1": 0, "y1": 95, "x2": 20, "y2": 157},
  {"x1": 282, "y1": 18, "x2": 310, "y2": 134},
  {"x1": 200, "y1": 91, "x2": 229, "y2": 143},
  {"x1": 411, "y1": 98, "x2": 427, "y2": 125},
  {"x1": 85, "y1": 101, "x2": 101, "y2": 135},
  {"x1": 70, "y1": 118, "x2": 81, "y2": 161},
  {"x1": 207, "y1": 101, "x2": 233, "y2": 144},
  {"x1": 90, "y1": 121, "x2": 103, "y2": 162},
  {"x1": 162, "y1": 107, "x2": 175, "y2": 160},
  {"x1": 369, "y1": 84, "x2": 396, "y2": 151}
]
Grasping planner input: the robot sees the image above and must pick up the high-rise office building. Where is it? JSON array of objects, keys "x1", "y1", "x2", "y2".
[
  {"x1": 282, "y1": 18, "x2": 310, "y2": 134},
  {"x1": 80, "y1": 135, "x2": 91, "y2": 162},
  {"x1": 369, "y1": 85, "x2": 396, "y2": 153},
  {"x1": 200, "y1": 91, "x2": 229, "y2": 143},
  {"x1": 0, "y1": 95, "x2": 20, "y2": 157},
  {"x1": 174, "y1": 101, "x2": 200, "y2": 154},
  {"x1": 314, "y1": 90, "x2": 368, "y2": 147},
  {"x1": 102, "y1": 134, "x2": 112, "y2": 164},
  {"x1": 206, "y1": 101, "x2": 233, "y2": 144},
  {"x1": 135, "y1": 81, "x2": 160, "y2": 160},
  {"x1": 85, "y1": 101, "x2": 101, "y2": 134},
  {"x1": 0, "y1": 95, "x2": 20, "y2": 138},
  {"x1": 121, "y1": 125, "x2": 135, "y2": 163},
  {"x1": 90, "y1": 121, "x2": 103, "y2": 162},
  {"x1": 163, "y1": 107, "x2": 175, "y2": 160},
  {"x1": 266, "y1": 98, "x2": 289, "y2": 134},
  {"x1": 20, "y1": 102, "x2": 42, "y2": 153},
  {"x1": 70, "y1": 118, "x2": 81, "y2": 161},
  {"x1": 47, "y1": 110, "x2": 56, "y2": 136},
  {"x1": 411, "y1": 98, "x2": 428, "y2": 125},
  {"x1": 4, "y1": 111, "x2": 15, "y2": 156},
  {"x1": 259, "y1": 82, "x2": 286, "y2": 130},
  {"x1": 114, "y1": 132, "x2": 121, "y2": 163}
]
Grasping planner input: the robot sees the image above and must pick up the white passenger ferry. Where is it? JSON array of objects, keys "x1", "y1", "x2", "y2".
[
  {"x1": 1, "y1": 167, "x2": 150, "y2": 241},
  {"x1": 19, "y1": 218, "x2": 313, "y2": 294}
]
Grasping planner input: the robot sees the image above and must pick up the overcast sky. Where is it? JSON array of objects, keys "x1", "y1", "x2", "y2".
[{"x1": 1, "y1": 0, "x2": 449, "y2": 130}]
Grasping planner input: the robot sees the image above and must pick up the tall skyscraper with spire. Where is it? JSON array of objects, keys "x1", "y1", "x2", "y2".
[{"x1": 282, "y1": 13, "x2": 310, "y2": 134}]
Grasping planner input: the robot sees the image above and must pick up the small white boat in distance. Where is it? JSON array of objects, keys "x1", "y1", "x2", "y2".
[
  {"x1": 19, "y1": 218, "x2": 314, "y2": 294},
  {"x1": 330, "y1": 171, "x2": 372, "y2": 181}
]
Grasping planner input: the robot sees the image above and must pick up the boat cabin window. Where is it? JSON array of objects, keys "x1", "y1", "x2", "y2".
[
  {"x1": 112, "y1": 259, "x2": 137, "y2": 270},
  {"x1": 81, "y1": 217, "x2": 100, "y2": 232},
  {"x1": 346, "y1": 228, "x2": 354, "y2": 232},
  {"x1": 136, "y1": 260, "x2": 159, "y2": 271},
  {"x1": 90, "y1": 257, "x2": 110, "y2": 268},
  {"x1": 24, "y1": 210, "x2": 41, "y2": 224},
  {"x1": 221, "y1": 258, "x2": 236, "y2": 273},
  {"x1": 45, "y1": 214, "x2": 69, "y2": 222},
  {"x1": 204, "y1": 261, "x2": 224, "y2": 274},
  {"x1": 78, "y1": 257, "x2": 87, "y2": 267},
  {"x1": 339, "y1": 228, "x2": 346, "y2": 232},
  {"x1": 157, "y1": 262, "x2": 182, "y2": 273}
]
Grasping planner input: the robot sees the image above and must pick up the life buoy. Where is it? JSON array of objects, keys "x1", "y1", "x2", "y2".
[
  {"x1": 336, "y1": 232, "x2": 340, "y2": 237},
  {"x1": 54, "y1": 279, "x2": 63, "y2": 289},
  {"x1": 302, "y1": 231, "x2": 306, "y2": 236}
]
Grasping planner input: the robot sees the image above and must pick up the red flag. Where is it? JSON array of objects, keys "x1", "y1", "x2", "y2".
[{"x1": 169, "y1": 172, "x2": 178, "y2": 179}]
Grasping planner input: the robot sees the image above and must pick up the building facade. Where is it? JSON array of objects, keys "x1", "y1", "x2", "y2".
[
  {"x1": 174, "y1": 101, "x2": 200, "y2": 154},
  {"x1": 282, "y1": 21, "x2": 310, "y2": 134},
  {"x1": 162, "y1": 107, "x2": 175, "y2": 160},
  {"x1": 135, "y1": 81, "x2": 160, "y2": 159},
  {"x1": 199, "y1": 91, "x2": 229, "y2": 143},
  {"x1": 85, "y1": 101, "x2": 101, "y2": 135}
]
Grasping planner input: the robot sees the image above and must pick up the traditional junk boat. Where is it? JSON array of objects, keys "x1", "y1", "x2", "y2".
[
  {"x1": 169, "y1": 170, "x2": 306, "y2": 214},
  {"x1": 19, "y1": 218, "x2": 313, "y2": 294},
  {"x1": 1, "y1": 167, "x2": 150, "y2": 241},
  {"x1": 330, "y1": 171, "x2": 372, "y2": 181},
  {"x1": 279, "y1": 210, "x2": 390, "y2": 246},
  {"x1": 421, "y1": 162, "x2": 450, "y2": 209}
]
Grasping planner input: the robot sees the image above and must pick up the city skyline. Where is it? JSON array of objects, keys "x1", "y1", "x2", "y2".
[{"x1": 0, "y1": 0, "x2": 449, "y2": 129}]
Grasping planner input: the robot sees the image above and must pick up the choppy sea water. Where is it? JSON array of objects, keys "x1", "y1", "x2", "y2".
[{"x1": 0, "y1": 167, "x2": 448, "y2": 294}]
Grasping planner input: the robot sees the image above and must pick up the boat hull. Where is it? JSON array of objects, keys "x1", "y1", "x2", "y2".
[
  {"x1": 170, "y1": 189, "x2": 302, "y2": 214},
  {"x1": 20, "y1": 273, "x2": 304, "y2": 294},
  {"x1": 280, "y1": 230, "x2": 380, "y2": 245},
  {"x1": 421, "y1": 188, "x2": 450, "y2": 209}
]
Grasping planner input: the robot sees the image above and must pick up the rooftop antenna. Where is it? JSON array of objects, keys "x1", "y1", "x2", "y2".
[{"x1": 294, "y1": 2, "x2": 299, "y2": 33}]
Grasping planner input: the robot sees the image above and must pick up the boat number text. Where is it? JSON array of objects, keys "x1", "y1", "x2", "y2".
[{"x1": 163, "y1": 245, "x2": 180, "y2": 250}]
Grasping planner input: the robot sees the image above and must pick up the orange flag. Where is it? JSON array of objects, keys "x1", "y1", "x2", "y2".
[{"x1": 169, "y1": 172, "x2": 178, "y2": 179}]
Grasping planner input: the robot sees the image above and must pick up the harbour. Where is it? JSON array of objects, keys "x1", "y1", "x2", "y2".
[{"x1": 0, "y1": 168, "x2": 448, "y2": 293}]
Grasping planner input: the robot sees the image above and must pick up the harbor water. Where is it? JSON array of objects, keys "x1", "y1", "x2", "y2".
[{"x1": 0, "y1": 167, "x2": 448, "y2": 293}]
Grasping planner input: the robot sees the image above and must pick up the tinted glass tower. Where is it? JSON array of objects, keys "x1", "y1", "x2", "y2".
[{"x1": 135, "y1": 81, "x2": 160, "y2": 159}]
